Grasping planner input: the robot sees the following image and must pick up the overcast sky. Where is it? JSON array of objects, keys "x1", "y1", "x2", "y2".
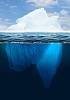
[{"x1": 0, "y1": 0, "x2": 70, "y2": 30}]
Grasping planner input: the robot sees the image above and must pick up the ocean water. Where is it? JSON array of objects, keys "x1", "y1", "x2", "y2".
[
  {"x1": 0, "y1": 32, "x2": 70, "y2": 99},
  {"x1": 0, "y1": 32, "x2": 70, "y2": 43}
]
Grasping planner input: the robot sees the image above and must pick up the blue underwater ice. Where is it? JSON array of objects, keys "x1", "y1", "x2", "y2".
[{"x1": 6, "y1": 43, "x2": 62, "y2": 87}]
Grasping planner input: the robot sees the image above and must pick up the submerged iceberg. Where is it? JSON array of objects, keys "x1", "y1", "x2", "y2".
[
  {"x1": 7, "y1": 8, "x2": 63, "y2": 32},
  {"x1": 6, "y1": 43, "x2": 62, "y2": 87}
]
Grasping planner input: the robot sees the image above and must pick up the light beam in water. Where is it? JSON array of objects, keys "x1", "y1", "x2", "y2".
[
  {"x1": 37, "y1": 43, "x2": 62, "y2": 87},
  {"x1": 6, "y1": 43, "x2": 62, "y2": 87}
]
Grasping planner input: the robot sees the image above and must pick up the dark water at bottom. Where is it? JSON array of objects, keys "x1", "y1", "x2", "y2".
[{"x1": 0, "y1": 43, "x2": 70, "y2": 99}]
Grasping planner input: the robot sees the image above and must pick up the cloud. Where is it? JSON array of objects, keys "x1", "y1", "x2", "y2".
[
  {"x1": 0, "y1": 1, "x2": 17, "y2": 10},
  {"x1": 59, "y1": 16, "x2": 70, "y2": 31},
  {"x1": 67, "y1": 0, "x2": 70, "y2": 3},
  {"x1": 0, "y1": 18, "x2": 12, "y2": 29},
  {"x1": 26, "y1": 0, "x2": 58, "y2": 7},
  {"x1": 10, "y1": 6, "x2": 17, "y2": 9},
  {"x1": 0, "y1": 2, "x2": 5, "y2": 4},
  {"x1": 59, "y1": 9, "x2": 70, "y2": 31},
  {"x1": 0, "y1": 18, "x2": 10, "y2": 23},
  {"x1": 0, "y1": 25, "x2": 8, "y2": 30},
  {"x1": 48, "y1": 9, "x2": 70, "y2": 31},
  {"x1": 60, "y1": 9, "x2": 69, "y2": 16}
]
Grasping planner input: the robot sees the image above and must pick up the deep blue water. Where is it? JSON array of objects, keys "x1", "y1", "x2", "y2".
[
  {"x1": 0, "y1": 43, "x2": 70, "y2": 99},
  {"x1": 0, "y1": 32, "x2": 70, "y2": 99}
]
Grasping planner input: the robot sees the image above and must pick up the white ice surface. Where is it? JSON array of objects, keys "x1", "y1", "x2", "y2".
[{"x1": 7, "y1": 8, "x2": 64, "y2": 32}]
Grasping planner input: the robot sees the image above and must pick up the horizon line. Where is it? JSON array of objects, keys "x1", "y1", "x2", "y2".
[{"x1": 0, "y1": 31, "x2": 70, "y2": 33}]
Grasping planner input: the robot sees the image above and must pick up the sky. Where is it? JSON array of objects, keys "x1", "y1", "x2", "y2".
[{"x1": 0, "y1": 0, "x2": 70, "y2": 31}]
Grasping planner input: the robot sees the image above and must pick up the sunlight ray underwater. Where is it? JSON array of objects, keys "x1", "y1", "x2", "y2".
[{"x1": 6, "y1": 43, "x2": 62, "y2": 87}]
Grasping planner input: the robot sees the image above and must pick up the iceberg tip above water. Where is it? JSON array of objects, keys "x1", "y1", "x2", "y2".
[{"x1": 7, "y1": 8, "x2": 64, "y2": 32}]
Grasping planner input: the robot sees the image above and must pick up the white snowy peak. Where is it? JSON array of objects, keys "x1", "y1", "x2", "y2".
[{"x1": 7, "y1": 8, "x2": 63, "y2": 32}]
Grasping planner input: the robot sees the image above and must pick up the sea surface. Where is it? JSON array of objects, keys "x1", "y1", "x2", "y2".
[{"x1": 0, "y1": 32, "x2": 70, "y2": 43}]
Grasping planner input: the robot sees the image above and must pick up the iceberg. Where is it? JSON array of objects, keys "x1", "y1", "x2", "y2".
[
  {"x1": 7, "y1": 8, "x2": 63, "y2": 32},
  {"x1": 6, "y1": 43, "x2": 62, "y2": 87},
  {"x1": 5, "y1": 8, "x2": 63, "y2": 87}
]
